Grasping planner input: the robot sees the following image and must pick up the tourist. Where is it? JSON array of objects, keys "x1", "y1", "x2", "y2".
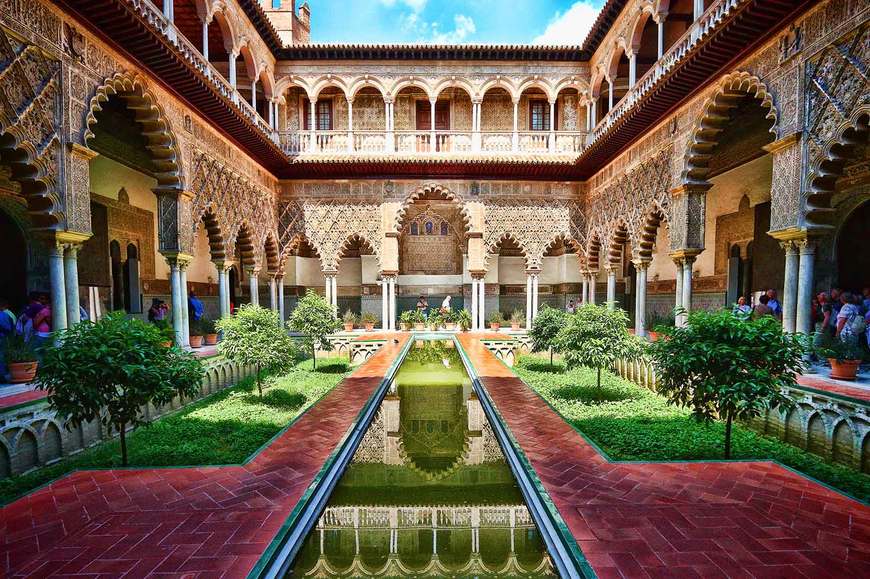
[
  {"x1": 752, "y1": 294, "x2": 772, "y2": 319},
  {"x1": 0, "y1": 298, "x2": 15, "y2": 381},
  {"x1": 188, "y1": 290, "x2": 204, "y2": 322},
  {"x1": 16, "y1": 292, "x2": 43, "y2": 341},
  {"x1": 815, "y1": 292, "x2": 833, "y2": 338},
  {"x1": 862, "y1": 287, "x2": 870, "y2": 315},
  {"x1": 148, "y1": 298, "x2": 168, "y2": 323},
  {"x1": 766, "y1": 289, "x2": 782, "y2": 319},
  {"x1": 830, "y1": 287, "x2": 842, "y2": 333},
  {"x1": 32, "y1": 293, "x2": 52, "y2": 353},
  {"x1": 732, "y1": 296, "x2": 751, "y2": 317},
  {"x1": 835, "y1": 292, "x2": 862, "y2": 341},
  {"x1": 416, "y1": 295, "x2": 428, "y2": 312},
  {"x1": 566, "y1": 299, "x2": 576, "y2": 314}
]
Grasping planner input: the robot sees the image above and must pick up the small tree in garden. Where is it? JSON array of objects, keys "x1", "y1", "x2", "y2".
[
  {"x1": 529, "y1": 306, "x2": 566, "y2": 366},
  {"x1": 287, "y1": 290, "x2": 341, "y2": 369},
  {"x1": 648, "y1": 310, "x2": 804, "y2": 459},
  {"x1": 37, "y1": 312, "x2": 203, "y2": 466},
  {"x1": 556, "y1": 304, "x2": 643, "y2": 388},
  {"x1": 217, "y1": 304, "x2": 295, "y2": 396}
]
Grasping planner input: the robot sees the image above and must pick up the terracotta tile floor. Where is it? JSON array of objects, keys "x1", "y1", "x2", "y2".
[
  {"x1": 457, "y1": 334, "x2": 870, "y2": 578},
  {"x1": 0, "y1": 336, "x2": 409, "y2": 578}
]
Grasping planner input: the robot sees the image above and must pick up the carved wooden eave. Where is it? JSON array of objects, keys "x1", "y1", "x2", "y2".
[
  {"x1": 55, "y1": 0, "x2": 289, "y2": 173},
  {"x1": 277, "y1": 44, "x2": 585, "y2": 61},
  {"x1": 580, "y1": 0, "x2": 630, "y2": 56},
  {"x1": 574, "y1": 0, "x2": 813, "y2": 179}
]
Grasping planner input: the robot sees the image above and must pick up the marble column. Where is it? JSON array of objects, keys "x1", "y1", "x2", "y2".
[
  {"x1": 201, "y1": 19, "x2": 209, "y2": 60},
  {"x1": 781, "y1": 240, "x2": 799, "y2": 334},
  {"x1": 347, "y1": 97, "x2": 354, "y2": 152},
  {"x1": 248, "y1": 269, "x2": 259, "y2": 306},
  {"x1": 673, "y1": 257, "x2": 685, "y2": 326},
  {"x1": 217, "y1": 264, "x2": 229, "y2": 318},
  {"x1": 429, "y1": 97, "x2": 437, "y2": 151},
  {"x1": 531, "y1": 274, "x2": 539, "y2": 322},
  {"x1": 277, "y1": 277, "x2": 285, "y2": 323},
  {"x1": 309, "y1": 98, "x2": 317, "y2": 152},
  {"x1": 48, "y1": 243, "x2": 67, "y2": 332},
  {"x1": 388, "y1": 276, "x2": 396, "y2": 330},
  {"x1": 628, "y1": 53, "x2": 637, "y2": 87},
  {"x1": 606, "y1": 266, "x2": 616, "y2": 309},
  {"x1": 548, "y1": 100, "x2": 556, "y2": 152},
  {"x1": 682, "y1": 256, "x2": 695, "y2": 323},
  {"x1": 471, "y1": 278, "x2": 479, "y2": 331},
  {"x1": 656, "y1": 18, "x2": 664, "y2": 58},
  {"x1": 588, "y1": 273, "x2": 596, "y2": 305},
  {"x1": 64, "y1": 245, "x2": 81, "y2": 325},
  {"x1": 525, "y1": 274, "x2": 533, "y2": 330},
  {"x1": 381, "y1": 279, "x2": 389, "y2": 329},
  {"x1": 269, "y1": 276, "x2": 278, "y2": 313},
  {"x1": 180, "y1": 265, "x2": 190, "y2": 347},
  {"x1": 478, "y1": 276, "x2": 486, "y2": 330},
  {"x1": 581, "y1": 276, "x2": 589, "y2": 304},
  {"x1": 511, "y1": 100, "x2": 519, "y2": 152},
  {"x1": 169, "y1": 259, "x2": 184, "y2": 346},
  {"x1": 332, "y1": 275, "x2": 339, "y2": 313},
  {"x1": 325, "y1": 274, "x2": 332, "y2": 308},
  {"x1": 634, "y1": 260, "x2": 649, "y2": 337},
  {"x1": 795, "y1": 239, "x2": 816, "y2": 336}
]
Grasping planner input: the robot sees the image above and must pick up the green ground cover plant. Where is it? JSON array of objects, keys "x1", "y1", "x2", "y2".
[
  {"x1": 0, "y1": 357, "x2": 349, "y2": 504},
  {"x1": 513, "y1": 355, "x2": 870, "y2": 502}
]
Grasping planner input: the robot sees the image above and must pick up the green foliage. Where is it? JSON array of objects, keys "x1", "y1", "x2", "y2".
[
  {"x1": 513, "y1": 355, "x2": 870, "y2": 502},
  {"x1": 648, "y1": 309, "x2": 805, "y2": 458},
  {"x1": 427, "y1": 310, "x2": 442, "y2": 328},
  {"x1": 529, "y1": 306, "x2": 565, "y2": 366},
  {"x1": 342, "y1": 309, "x2": 358, "y2": 324},
  {"x1": 646, "y1": 309, "x2": 676, "y2": 330},
  {"x1": 217, "y1": 304, "x2": 296, "y2": 394},
  {"x1": 400, "y1": 310, "x2": 416, "y2": 325},
  {"x1": 510, "y1": 309, "x2": 525, "y2": 325},
  {"x1": 488, "y1": 311, "x2": 503, "y2": 325},
  {"x1": 557, "y1": 304, "x2": 643, "y2": 388},
  {"x1": 441, "y1": 309, "x2": 455, "y2": 323},
  {"x1": 190, "y1": 317, "x2": 216, "y2": 336},
  {"x1": 3, "y1": 334, "x2": 38, "y2": 363},
  {"x1": 411, "y1": 309, "x2": 426, "y2": 324},
  {"x1": 456, "y1": 309, "x2": 472, "y2": 331},
  {"x1": 287, "y1": 290, "x2": 342, "y2": 369},
  {"x1": 153, "y1": 319, "x2": 175, "y2": 343},
  {"x1": 36, "y1": 312, "x2": 204, "y2": 465},
  {"x1": 815, "y1": 332, "x2": 865, "y2": 362},
  {"x1": 0, "y1": 357, "x2": 350, "y2": 503},
  {"x1": 360, "y1": 311, "x2": 378, "y2": 325}
]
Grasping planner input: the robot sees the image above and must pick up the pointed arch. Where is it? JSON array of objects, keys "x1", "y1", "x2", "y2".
[
  {"x1": 337, "y1": 233, "x2": 376, "y2": 266},
  {"x1": 263, "y1": 231, "x2": 280, "y2": 274},
  {"x1": 199, "y1": 208, "x2": 228, "y2": 262},
  {"x1": 681, "y1": 72, "x2": 778, "y2": 187},
  {"x1": 585, "y1": 231, "x2": 603, "y2": 271},
  {"x1": 232, "y1": 222, "x2": 257, "y2": 270},
  {"x1": 607, "y1": 219, "x2": 633, "y2": 265},
  {"x1": 85, "y1": 72, "x2": 186, "y2": 190},
  {"x1": 636, "y1": 205, "x2": 668, "y2": 260},
  {"x1": 389, "y1": 77, "x2": 434, "y2": 101},
  {"x1": 394, "y1": 184, "x2": 471, "y2": 234},
  {"x1": 486, "y1": 232, "x2": 528, "y2": 269}
]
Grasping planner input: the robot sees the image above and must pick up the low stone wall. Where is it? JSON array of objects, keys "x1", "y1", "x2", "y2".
[
  {"x1": 0, "y1": 357, "x2": 254, "y2": 479},
  {"x1": 613, "y1": 357, "x2": 870, "y2": 473}
]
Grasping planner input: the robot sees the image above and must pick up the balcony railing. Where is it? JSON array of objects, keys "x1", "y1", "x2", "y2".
[
  {"x1": 281, "y1": 129, "x2": 586, "y2": 156},
  {"x1": 589, "y1": 0, "x2": 744, "y2": 145}
]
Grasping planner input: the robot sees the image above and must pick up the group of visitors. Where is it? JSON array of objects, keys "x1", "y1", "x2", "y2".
[
  {"x1": 813, "y1": 287, "x2": 870, "y2": 345},
  {"x1": 0, "y1": 292, "x2": 63, "y2": 381},
  {"x1": 730, "y1": 289, "x2": 783, "y2": 320},
  {"x1": 146, "y1": 289, "x2": 205, "y2": 326}
]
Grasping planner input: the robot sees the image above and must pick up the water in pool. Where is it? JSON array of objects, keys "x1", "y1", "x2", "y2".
[{"x1": 287, "y1": 339, "x2": 555, "y2": 577}]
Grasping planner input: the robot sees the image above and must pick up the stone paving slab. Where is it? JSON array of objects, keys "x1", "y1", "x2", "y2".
[
  {"x1": 0, "y1": 335, "x2": 409, "y2": 578},
  {"x1": 457, "y1": 334, "x2": 870, "y2": 579}
]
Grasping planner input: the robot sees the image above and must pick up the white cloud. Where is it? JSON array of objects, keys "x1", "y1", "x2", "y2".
[
  {"x1": 380, "y1": 0, "x2": 427, "y2": 13},
  {"x1": 400, "y1": 13, "x2": 477, "y2": 44},
  {"x1": 532, "y1": 1, "x2": 599, "y2": 45}
]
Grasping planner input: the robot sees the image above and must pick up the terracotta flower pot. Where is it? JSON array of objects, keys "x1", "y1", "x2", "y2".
[
  {"x1": 828, "y1": 358, "x2": 861, "y2": 381},
  {"x1": 489, "y1": 323, "x2": 500, "y2": 331},
  {"x1": 9, "y1": 361, "x2": 38, "y2": 384},
  {"x1": 189, "y1": 335, "x2": 203, "y2": 348},
  {"x1": 205, "y1": 334, "x2": 218, "y2": 346},
  {"x1": 400, "y1": 323, "x2": 410, "y2": 331},
  {"x1": 414, "y1": 323, "x2": 425, "y2": 331},
  {"x1": 445, "y1": 322, "x2": 456, "y2": 331},
  {"x1": 511, "y1": 322, "x2": 520, "y2": 331},
  {"x1": 160, "y1": 340, "x2": 172, "y2": 348},
  {"x1": 343, "y1": 322, "x2": 354, "y2": 332},
  {"x1": 364, "y1": 322, "x2": 375, "y2": 331}
]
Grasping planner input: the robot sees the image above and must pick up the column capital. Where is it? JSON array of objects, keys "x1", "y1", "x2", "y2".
[
  {"x1": 761, "y1": 131, "x2": 800, "y2": 155},
  {"x1": 778, "y1": 240, "x2": 799, "y2": 254},
  {"x1": 669, "y1": 248, "x2": 702, "y2": 260},
  {"x1": 469, "y1": 270, "x2": 487, "y2": 280},
  {"x1": 668, "y1": 183, "x2": 712, "y2": 197},
  {"x1": 163, "y1": 251, "x2": 194, "y2": 268},
  {"x1": 213, "y1": 259, "x2": 236, "y2": 271},
  {"x1": 631, "y1": 258, "x2": 652, "y2": 270},
  {"x1": 67, "y1": 141, "x2": 99, "y2": 161},
  {"x1": 383, "y1": 96, "x2": 394, "y2": 105},
  {"x1": 795, "y1": 237, "x2": 816, "y2": 254},
  {"x1": 379, "y1": 270, "x2": 399, "y2": 278}
]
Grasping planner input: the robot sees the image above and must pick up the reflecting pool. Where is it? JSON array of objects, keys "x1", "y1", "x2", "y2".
[{"x1": 287, "y1": 339, "x2": 555, "y2": 577}]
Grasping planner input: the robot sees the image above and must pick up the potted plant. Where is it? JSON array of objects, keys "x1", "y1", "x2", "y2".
[
  {"x1": 443, "y1": 310, "x2": 456, "y2": 331},
  {"x1": 456, "y1": 309, "x2": 472, "y2": 332},
  {"x1": 488, "y1": 311, "x2": 503, "y2": 331},
  {"x1": 154, "y1": 319, "x2": 174, "y2": 347},
  {"x1": 188, "y1": 318, "x2": 204, "y2": 348},
  {"x1": 427, "y1": 310, "x2": 442, "y2": 331},
  {"x1": 400, "y1": 310, "x2": 415, "y2": 331},
  {"x1": 361, "y1": 311, "x2": 378, "y2": 332},
  {"x1": 412, "y1": 310, "x2": 426, "y2": 331},
  {"x1": 5, "y1": 334, "x2": 39, "y2": 383},
  {"x1": 818, "y1": 335, "x2": 864, "y2": 381},
  {"x1": 202, "y1": 318, "x2": 218, "y2": 345},
  {"x1": 510, "y1": 309, "x2": 525, "y2": 331},
  {"x1": 342, "y1": 309, "x2": 357, "y2": 332}
]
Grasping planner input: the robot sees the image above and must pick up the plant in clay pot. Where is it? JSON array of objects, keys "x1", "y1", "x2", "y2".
[
  {"x1": 427, "y1": 311, "x2": 442, "y2": 331},
  {"x1": 442, "y1": 309, "x2": 456, "y2": 331},
  {"x1": 488, "y1": 312, "x2": 503, "y2": 331},
  {"x1": 360, "y1": 311, "x2": 378, "y2": 331},
  {"x1": 456, "y1": 309, "x2": 472, "y2": 332},
  {"x1": 816, "y1": 334, "x2": 864, "y2": 381},
  {"x1": 154, "y1": 319, "x2": 174, "y2": 347},
  {"x1": 412, "y1": 310, "x2": 426, "y2": 331},
  {"x1": 188, "y1": 318, "x2": 205, "y2": 348},
  {"x1": 201, "y1": 318, "x2": 218, "y2": 345},
  {"x1": 400, "y1": 310, "x2": 415, "y2": 331},
  {"x1": 4, "y1": 334, "x2": 39, "y2": 384},
  {"x1": 510, "y1": 309, "x2": 525, "y2": 331},
  {"x1": 342, "y1": 309, "x2": 357, "y2": 332}
]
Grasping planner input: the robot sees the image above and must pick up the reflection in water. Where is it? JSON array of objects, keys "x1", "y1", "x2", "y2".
[{"x1": 288, "y1": 340, "x2": 555, "y2": 578}]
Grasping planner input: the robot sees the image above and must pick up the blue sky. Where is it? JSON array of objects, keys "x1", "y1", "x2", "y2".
[{"x1": 298, "y1": 1, "x2": 604, "y2": 45}]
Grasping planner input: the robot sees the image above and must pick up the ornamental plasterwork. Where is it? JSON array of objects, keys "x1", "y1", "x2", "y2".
[{"x1": 483, "y1": 201, "x2": 573, "y2": 270}]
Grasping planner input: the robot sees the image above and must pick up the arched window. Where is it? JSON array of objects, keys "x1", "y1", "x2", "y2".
[
  {"x1": 440, "y1": 222, "x2": 448, "y2": 236},
  {"x1": 425, "y1": 221, "x2": 434, "y2": 234},
  {"x1": 124, "y1": 243, "x2": 142, "y2": 314},
  {"x1": 410, "y1": 222, "x2": 419, "y2": 235},
  {"x1": 110, "y1": 240, "x2": 123, "y2": 312}
]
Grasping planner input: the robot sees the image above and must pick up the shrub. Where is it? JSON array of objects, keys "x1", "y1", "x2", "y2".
[
  {"x1": 510, "y1": 309, "x2": 525, "y2": 325},
  {"x1": 4, "y1": 334, "x2": 38, "y2": 363},
  {"x1": 488, "y1": 311, "x2": 503, "y2": 326},
  {"x1": 456, "y1": 309, "x2": 472, "y2": 331},
  {"x1": 37, "y1": 312, "x2": 204, "y2": 466},
  {"x1": 649, "y1": 309, "x2": 805, "y2": 459},
  {"x1": 400, "y1": 310, "x2": 415, "y2": 325},
  {"x1": 342, "y1": 309, "x2": 358, "y2": 325},
  {"x1": 529, "y1": 305, "x2": 566, "y2": 366},
  {"x1": 360, "y1": 311, "x2": 378, "y2": 325},
  {"x1": 287, "y1": 290, "x2": 342, "y2": 369},
  {"x1": 218, "y1": 304, "x2": 295, "y2": 396},
  {"x1": 556, "y1": 304, "x2": 643, "y2": 388}
]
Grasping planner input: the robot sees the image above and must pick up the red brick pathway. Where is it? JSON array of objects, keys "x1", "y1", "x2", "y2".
[
  {"x1": 797, "y1": 374, "x2": 870, "y2": 402},
  {"x1": 458, "y1": 334, "x2": 870, "y2": 579},
  {"x1": 0, "y1": 336, "x2": 409, "y2": 578}
]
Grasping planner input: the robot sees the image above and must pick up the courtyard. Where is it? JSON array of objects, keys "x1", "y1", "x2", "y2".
[{"x1": 2, "y1": 0, "x2": 869, "y2": 576}]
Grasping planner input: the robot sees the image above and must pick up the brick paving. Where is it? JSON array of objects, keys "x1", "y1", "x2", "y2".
[
  {"x1": 0, "y1": 336, "x2": 409, "y2": 578},
  {"x1": 457, "y1": 334, "x2": 870, "y2": 578}
]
